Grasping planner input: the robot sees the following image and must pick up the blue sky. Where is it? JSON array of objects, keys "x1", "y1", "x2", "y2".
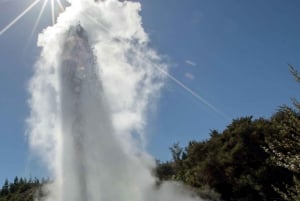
[{"x1": 1, "y1": 0, "x2": 300, "y2": 183}]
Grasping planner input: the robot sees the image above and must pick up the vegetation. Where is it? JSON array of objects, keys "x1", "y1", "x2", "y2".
[
  {"x1": 1, "y1": 66, "x2": 299, "y2": 201},
  {"x1": 156, "y1": 66, "x2": 300, "y2": 201},
  {"x1": 0, "y1": 177, "x2": 45, "y2": 201},
  {"x1": 263, "y1": 66, "x2": 300, "y2": 201}
]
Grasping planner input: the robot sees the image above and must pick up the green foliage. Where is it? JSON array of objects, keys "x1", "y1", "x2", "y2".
[
  {"x1": 263, "y1": 65, "x2": 300, "y2": 201},
  {"x1": 0, "y1": 177, "x2": 44, "y2": 201},
  {"x1": 155, "y1": 66, "x2": 300, "y2": 201},
  {"x1": 156, "y1": 115, "x2": 295, "y2": 201},
  {"x1": 268, "y1": 108, "x2": 300, "y2": 201},
  {"x1": 155, "y1": 161, "x2": 175, "y2": 181},
  {"x1": 267, "y1": 106, "x2": 300, "y2": 173}
]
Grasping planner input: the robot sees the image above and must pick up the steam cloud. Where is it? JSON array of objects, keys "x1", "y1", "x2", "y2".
[{"x1": 27, "y1": 0, "x2": 206, "y2": 201}]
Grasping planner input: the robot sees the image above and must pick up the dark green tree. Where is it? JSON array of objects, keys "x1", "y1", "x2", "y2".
[
  {"x1": 264, "y1": 65, "x2": 300, "y2": 201},
  {"x1": 157, "y1": 116, "x2": 295, "y2": 201},
  {"x1": 0, "y1": 179, "x2": 9, "y2": 196}
]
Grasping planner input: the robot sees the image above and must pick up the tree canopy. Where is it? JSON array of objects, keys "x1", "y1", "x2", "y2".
[{"x1": 156, "y1": 66, "x2": 300, "y2": 201}]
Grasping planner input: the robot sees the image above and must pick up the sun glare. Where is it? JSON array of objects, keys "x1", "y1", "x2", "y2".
[
  {"x1": 155, "y1": 66, "x2": 230, "y2": 120},
  {"x1": 0, "y1": 0, "x2": 229, "y2": 120},
  {"x1": 0, "y1": 0, "x2": 66, "y2": 36}
]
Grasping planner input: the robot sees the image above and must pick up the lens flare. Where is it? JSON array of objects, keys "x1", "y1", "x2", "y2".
[
  {"x1": 1, "y1": 0, "x2": 225, "y2": 121},
  {"x1": 56, "y1": 0, "x2": 65, "y2": 12},
  {"x1": 0, "y1": 0, "x2": 65, "y2": 36},
  {"x1": 156, "y1": 66, "x2": 229, "y2": 119},
  {"x1": 28, "y1": 0, "x2": 49, "y2": 42},
  {"x1": 0, "y1": 0, "x2": 41, "y2": 36},
  {"x1": 51, "y1": 0, "x2": 55, "y2": 25},
  {"x1": 81, "y1": 10, "x2": 228, "y2": 120}
]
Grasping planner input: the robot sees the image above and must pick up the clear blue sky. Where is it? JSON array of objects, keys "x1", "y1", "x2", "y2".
[{"x1": 1, "y1": 0, "x2": 300, "y2": 183}]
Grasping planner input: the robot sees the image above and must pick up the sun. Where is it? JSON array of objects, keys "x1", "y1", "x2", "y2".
[
  {"x1": 0, "y1": 0, "x2": 67, "y2": 36},
  {"x1": 0, "y1": 0, "x2": 229, "y2": 120}
]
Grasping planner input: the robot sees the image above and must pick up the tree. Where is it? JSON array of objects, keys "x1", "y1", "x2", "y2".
[
  {"x1": 0, "y1": 179, "x2": 9, "y2": 196},
  {"x1": 157, "y1": 116, "x2": 295, "y2": 201},
  {"x1": 264, "y1": 65, "x2": 300, "y2": 201},
  {"x1": 0, "y1": 177, "x2": 45, "y2": 201}
]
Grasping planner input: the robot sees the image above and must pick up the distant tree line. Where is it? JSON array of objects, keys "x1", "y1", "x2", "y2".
[
  {"x1": 0, "y1": 177, "x2": 47, "y2": 201},
  {"x1": 155, "y1": 66, "x2": 300, "y2": 201}
]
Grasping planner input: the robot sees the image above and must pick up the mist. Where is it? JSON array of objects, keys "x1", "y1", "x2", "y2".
[{"x1": 27, "y1": 0, "x2": 206, "y2": 201}]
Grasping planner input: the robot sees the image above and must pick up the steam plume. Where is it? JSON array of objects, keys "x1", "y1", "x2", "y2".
[{"x1": 27, "y1": 0, "x2": 206, "y2": 201}]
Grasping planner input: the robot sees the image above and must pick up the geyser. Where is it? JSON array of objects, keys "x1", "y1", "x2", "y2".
[
  {"x1": 59, "y1": 24, "x2": 112, "y2": 201},
  {"x1": 27, "y1": 0, "x2": 206, "y2": 201}
]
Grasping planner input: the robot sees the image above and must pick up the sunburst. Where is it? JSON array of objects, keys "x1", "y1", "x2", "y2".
[
  {"x1": 0, "y1": 0, "x2": 229, "y2": 120},
  {"x1": 0, "y1": 0, "x2": 66, "y2": 36}
]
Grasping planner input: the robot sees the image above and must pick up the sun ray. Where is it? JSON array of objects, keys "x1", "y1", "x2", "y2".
[
  {"x1": 51, "y1": 0, "x2": 55, "y2": 25},
  {"x1": 56, "y1": 0, "x2": 65, "y2": 12},
  {"x1": 0, "y1": 0, "x2": 41, "y2": 36},
  {"x1": 155, "y1": 66, "x2": 230, "y2": 120},
  {"x1": 82, "y1": 11, "x2": 229, "y2": 119},
  {"x1": 27, "y1": 0, "x2": 49, "y2": 43},
  {"x1": 84, "y1": 13, "x2": 110, "y2": 32}
]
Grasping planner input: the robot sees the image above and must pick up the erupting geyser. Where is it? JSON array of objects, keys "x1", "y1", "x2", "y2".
[
  {"x1": 60, "y1": 24, "x2": 109, "y2": 201},
  {"x1": 27, "y1": 0, "x2": 205, "y2": 201}
]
